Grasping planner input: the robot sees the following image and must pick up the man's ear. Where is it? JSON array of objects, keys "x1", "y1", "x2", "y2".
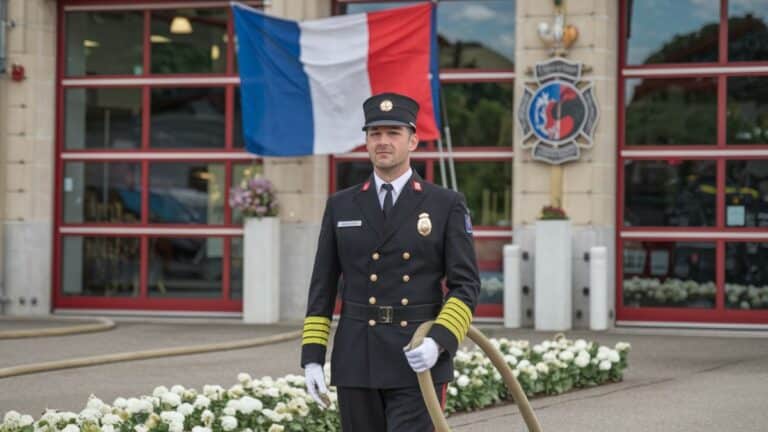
[{"x1": 409, "y1": 131, "x2": 419, "y2": 151}]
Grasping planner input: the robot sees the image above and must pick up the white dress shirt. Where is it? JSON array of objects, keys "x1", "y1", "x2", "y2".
[{"x1": 373, "y1": 167, "x2": 412, "y2": 210}]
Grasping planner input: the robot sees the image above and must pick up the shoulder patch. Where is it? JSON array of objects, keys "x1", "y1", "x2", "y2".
[{"x1": 464, "y1": 212, "x2": 473, "y2": 234}]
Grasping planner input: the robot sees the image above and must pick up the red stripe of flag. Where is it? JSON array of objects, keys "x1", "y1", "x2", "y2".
[{"x1": 366, "y1": 3, "x2": 439, "y2": 140}]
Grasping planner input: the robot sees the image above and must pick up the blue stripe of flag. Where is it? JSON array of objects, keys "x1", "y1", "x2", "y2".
[{"x1": 232, "y1": 4, "x2": 314, "y2": 156}]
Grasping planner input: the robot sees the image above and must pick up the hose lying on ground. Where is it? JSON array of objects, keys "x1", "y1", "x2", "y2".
[
  {"x1": 0, "y1": 330, "x2": 302, "y2": 379},
  {"x1": 405, "y1": 321, "x2": 544, "y2": 432},
  {"x1": 0, "y1": 317, "x2": 115, "y2": 339}
]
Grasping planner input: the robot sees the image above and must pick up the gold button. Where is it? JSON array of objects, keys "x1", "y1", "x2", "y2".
[
  {"x1": 401, "y1": 298, "x2": 409, "y2": 306},
  {"x1": 400, "y1": 321, "x2": 408, "y2": 327},
  {"x1": 402, "y1": 252, "x2": 411, "y2": 260},
  {"x1": 368, "y1": 296, "x2": 376, "y2": 305},
  {"x1": 402, "y1": 275, "x2": 410, "y2": 283},
  {"x1": 372, "y1": 252, "x2": 380, "y2": 260},
  {"x1": 368, "y1": 319, "x2": 376, "y2": 327},
  {"x1": 370, "y1": 274, "x2": 378, "y2": 282}
]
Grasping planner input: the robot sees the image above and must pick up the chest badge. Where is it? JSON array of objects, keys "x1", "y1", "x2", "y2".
[{"x1": 417, "y1": 213, "x2": 432, "y2": 237}]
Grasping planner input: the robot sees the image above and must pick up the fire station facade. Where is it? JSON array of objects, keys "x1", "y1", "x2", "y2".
[{"x1": 1, "y1": 0, "x2": 767, "y2": 328}]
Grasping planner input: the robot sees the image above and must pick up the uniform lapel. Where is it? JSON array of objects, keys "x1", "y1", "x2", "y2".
[
  {"x1": 353, "y1": 176, "x2": 385, "y2": 240},
  {"x1": 380, "y1": 171, "x2": 428, "y2": 246}
]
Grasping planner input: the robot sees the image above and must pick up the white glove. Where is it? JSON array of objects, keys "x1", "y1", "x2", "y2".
[
  {"x1": 304, "y1": 363, "x2": 329, "y2": 408},
  {"x1": 404, "y1": 337, "x2": 440, "y2": 373}
]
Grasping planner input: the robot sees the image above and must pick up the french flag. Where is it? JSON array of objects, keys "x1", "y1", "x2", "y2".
[{"x1": 232, "y1": 2, "x2": 440, "y2": 156}]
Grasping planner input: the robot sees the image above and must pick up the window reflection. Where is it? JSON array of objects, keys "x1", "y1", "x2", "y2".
[
  {"x1": 231, "y1": 238, "x2": 243, "y2": 299},
  {"x1": 727, "y1": 77, "x2": 768, "y2": 145},
  {"x1": 443, "y1": 82, "x2": 513, "y2": 147},
  {"x1": 475, "y1": 238, "x2": 506, "y2": 305},
  {"x1": 726, "y1": 242, "x2": 768, "y2": 310},
  {"x1": 149, "y1": 162, "x2": 225, "y2": 224},
  {"x1": 624, "y1": 160, "x2": 716, "y2": 227},
  {"x1": 625, "y1": 78, "x2": 717, "y2": 146},
  {"x1": 234, "y1": 88, "x2": 245, "y2": 148},
  {"x1": 436, "y1": 161, "x2": 512, "y2": 227},
  {"x1": 63, "y1": 162, "x2": 141, "y2": 224},
  {"x1": 149, "y1": 237, "x2": 223, "y2": 298},
  {"x1": 65, "y1": 88, "x2": 142, "y2": 150},
  {"x1": 623, "y1": 241, "x2": 715, "y2": 309},
  {"x1": 150, "y1": 88, "x2": 225, "y2": 148},
  {"x1": 728, "y1": 0, "x2": 768, "y2": 62},
  {"x1": 725, "y1": 161, "x2": 768, "y2": 227},
  {"x1": 625, "y1": 0, "x2": 719, "y2": 65},
  {"x1": 345, "y1": 1, "x2": 514, "y2": 69},
  {"x1": 61, "y1": 236, "x2": 140, "y2": 297},
  {"x1": 66, "y1": 11, "x2": 144, "y2": 76},
  {"x1": 151, "y1": 8, "x2": 228, "y2": 74}
]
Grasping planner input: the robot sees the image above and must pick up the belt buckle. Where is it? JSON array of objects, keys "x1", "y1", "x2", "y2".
[{"x1": 377, "y1": 306, "x2": 393, "y2": 324}]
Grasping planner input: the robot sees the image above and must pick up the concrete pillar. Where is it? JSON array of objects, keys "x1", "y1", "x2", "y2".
[
  {"x1": 246, "y1": 0, "x2": 333, "y2": 321},
  {"x1": 503, "y1": 244, "x2": 521, "y2": 328},
  {"x1": 514, "y1": 0, "x2": 618, "y2": 328},
  {"x1": 1, "y1": 0, "x2": 56, "y2": 315}
]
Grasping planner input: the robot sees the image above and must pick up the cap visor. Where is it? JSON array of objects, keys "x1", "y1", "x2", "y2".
[{"x1": 362, "y1": 120, "x2": 413, "y2": 130}]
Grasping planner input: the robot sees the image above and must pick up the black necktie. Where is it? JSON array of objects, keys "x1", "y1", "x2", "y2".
[{"x1": 382, "y1": 184, "x2": 394, "y2": 218}]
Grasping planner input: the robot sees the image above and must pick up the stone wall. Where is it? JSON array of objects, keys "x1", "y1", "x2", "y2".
[{"x1": 0, "y1": 0, "x2": 56, "y2": 315}]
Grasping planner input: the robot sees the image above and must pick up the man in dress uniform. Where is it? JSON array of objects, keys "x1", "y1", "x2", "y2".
[{"x1": 301, "y1": 92, "x2": 481, "y2": 431}]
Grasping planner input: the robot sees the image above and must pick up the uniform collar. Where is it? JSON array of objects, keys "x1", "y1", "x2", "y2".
[{"x1": 373, "y1": 167, "x2": 413, "y2": 197}]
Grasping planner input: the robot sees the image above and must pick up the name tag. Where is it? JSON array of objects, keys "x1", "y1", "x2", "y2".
[{"x1": 337, "y1": 220, "x2": 362, "y2": 228}]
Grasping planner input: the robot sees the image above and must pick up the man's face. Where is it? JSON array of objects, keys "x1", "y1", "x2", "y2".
[{"x1": 365, "y1": 125, "x2": 418, "y2": 172}]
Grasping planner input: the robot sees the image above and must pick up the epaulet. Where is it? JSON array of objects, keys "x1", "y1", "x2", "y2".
[{"x1": 362, "y1": 181, "x2": 371, "y2": 191}]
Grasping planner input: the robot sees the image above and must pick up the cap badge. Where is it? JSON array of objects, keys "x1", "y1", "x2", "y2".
[
  {"x1": 380, "y1": 100, "x2": 393, "y2": 112},
  {"x1": 417, "y1": 212, "x2": 432, "y2": 237}
]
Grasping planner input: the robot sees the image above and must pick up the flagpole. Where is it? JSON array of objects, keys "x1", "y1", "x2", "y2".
[
  {"x1": 436, "y1": 138, "x2": 448, "y2": 189},
  {"x1": 439, "y1": 88, "x2": 458, "y2": 192}
]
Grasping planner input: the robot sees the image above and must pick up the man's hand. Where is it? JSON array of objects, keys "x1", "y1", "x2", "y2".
[
  {"x1": 304, "y1": 363, "x2": 329, "y2": 408},
  {"x1": 404, "y1": 337, "x2": 440, "y2": 372}
]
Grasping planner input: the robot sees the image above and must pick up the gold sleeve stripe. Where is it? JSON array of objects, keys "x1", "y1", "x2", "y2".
[
  {"x1": 303, "y1": 323, "x2": 331, "y2": 332},
  {"x1": 446, "y1": 298, "x2": 473, "y2": 322},
  {"x1": 301, "y1": 337, "x2": 328, "y2": 346},
  {"x1": 438, "y1": 312, "x2": 467, "y2": 337},
  {"x1": 444, "y1": 301, "x2": 471, "y2": 323},
  {"x1": 442, "y1": 308, "x2": 470, "y2": 333},
  {"x1": 443, "y1": 306, "x2": 470, "y2": 331},
  {"x1": 302, "y1": 330, "x2": 329, "y2": 338},
  {"x1": 435, "y1": 316, "x2": 464, "y2": 343},
  {"x1": 304, "y1": 316, "x2": 331, "y2": 326}
]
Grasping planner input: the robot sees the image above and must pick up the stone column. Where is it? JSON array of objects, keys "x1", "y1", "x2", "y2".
[
  {"x1": 513, "y1": 0, "x2": 618, "y2": 328},
  {"x1": 1, "y1": 0, "x2": 56, "y2": 315},
  {"x1": 248, "y1": 0, "x2": 332, "y2": 321}
]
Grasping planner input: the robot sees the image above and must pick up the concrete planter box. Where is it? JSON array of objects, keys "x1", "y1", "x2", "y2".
[
  {"x1": 534, "y1": 219, "x2": 572, "y2": 331},
  {"x1": 243, "y1": 217, "x2": 280, "y2": 324}
]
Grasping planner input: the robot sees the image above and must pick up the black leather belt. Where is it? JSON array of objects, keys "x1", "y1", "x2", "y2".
[{"x1": 342, "y1": 301, "x2": 441, "y2": 324}]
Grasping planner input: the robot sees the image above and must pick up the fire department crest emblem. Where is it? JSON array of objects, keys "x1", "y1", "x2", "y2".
[{"x1": 518, "y1": 57, "x2": 599, "y2": 165}]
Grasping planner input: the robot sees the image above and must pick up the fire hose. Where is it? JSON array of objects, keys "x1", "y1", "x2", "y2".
[{"x1": 405, "y1": 321, "x2": 544, "y2": 432}]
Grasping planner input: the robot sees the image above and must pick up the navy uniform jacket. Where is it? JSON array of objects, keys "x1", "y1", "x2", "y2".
[{"x1": 300, "y1": 170, "x2": 481, "y2": 389}]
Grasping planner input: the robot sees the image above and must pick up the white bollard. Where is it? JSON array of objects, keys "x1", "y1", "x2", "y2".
[
  {"x1": 589, "y1": 246, "x2": 609, "y2": 330},
  {"x1": 503, "y1": 244, "x2": 521, "y2": 328},
  {"x1": 243, "y1": 217, "x2": 281, "y2": 324}
]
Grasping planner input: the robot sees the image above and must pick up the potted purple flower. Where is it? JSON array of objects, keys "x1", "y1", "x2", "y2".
[
  {"x1": 229, "y1": 172, "x2": 279, "y2": 219},
  {"x1": 231, "y1": 169, "x2": 280, "y2": 324}
]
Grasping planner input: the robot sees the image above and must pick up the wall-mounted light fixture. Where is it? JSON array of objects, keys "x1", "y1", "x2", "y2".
[{"x1": 170, "y1": 16, "x2": 192, "y2": 34}]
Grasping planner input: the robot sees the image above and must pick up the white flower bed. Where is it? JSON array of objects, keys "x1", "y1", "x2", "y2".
[
  {"x1": 624, "y1": 276, "x2": 768, "y2": 309},
  {"x1": 623, "y1": 277, "x2": 716, "y2": 306},
  {"x1": 1, "y1": 336, "x2": 631, "y2": 432}
]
